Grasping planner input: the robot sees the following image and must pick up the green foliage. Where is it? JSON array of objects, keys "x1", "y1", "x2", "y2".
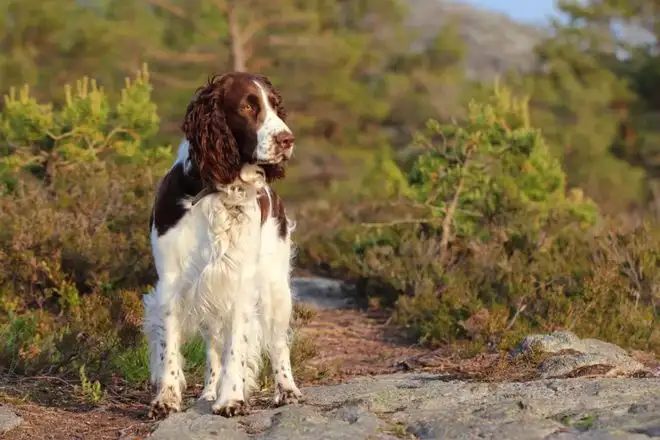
[
  {"x1": 0, "y1": 65, "x2": 170, "y2": 190},
  {"x1": 511, "y1": 1, "x2": 647, "y2": 214},
  {"x1": 299, "y1": 85, "x2": 659, "y2": 352},
  {"x1": 361, "y1": 146, "x2": 413, "y2": 199},
  {"x1": 408, "y1": 83, "x2": 597, "y2": 244},
  {"x1": 78, "y1": 365, "x2": 104, "y2": 404}
]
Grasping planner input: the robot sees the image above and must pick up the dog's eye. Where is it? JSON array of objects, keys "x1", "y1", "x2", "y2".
[{"x1": 241, "y1": 103, "x2": 255, "y2": 113}]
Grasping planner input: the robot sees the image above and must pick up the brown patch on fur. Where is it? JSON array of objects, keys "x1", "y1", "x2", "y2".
[
  {"x1": 257, "y1": 188, "x2": 288, "y2": 239},
  {"x1": 257, "y1": 191, "x2": 270, "y2": 226},
  {"x1": 151, "y1": 162, "x2": 204, "y2": 236}
]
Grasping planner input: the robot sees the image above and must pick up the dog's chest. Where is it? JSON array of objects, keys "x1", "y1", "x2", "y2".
[{"x1": 194, "y1": 195, "x2": 261, "y2": 260}]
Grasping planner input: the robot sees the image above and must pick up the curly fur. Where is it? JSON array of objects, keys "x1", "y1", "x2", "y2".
[{"x1": 182, "y1": 75, "x2": 242, "y2": 186}]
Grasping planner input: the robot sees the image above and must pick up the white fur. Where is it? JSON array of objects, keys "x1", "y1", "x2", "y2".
[
  {"x1": 254, "y1": 81, "x2": 292, "y2": 163},
  {"x1": 143, "y1": 141, "x2": 301, "y2": 416}
]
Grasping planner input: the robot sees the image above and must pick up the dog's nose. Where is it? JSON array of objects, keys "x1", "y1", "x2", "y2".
[{"x1": 274, "y1": 131, "x2": 295, "y2": 151}]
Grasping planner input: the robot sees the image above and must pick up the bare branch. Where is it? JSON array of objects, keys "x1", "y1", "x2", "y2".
[
  {"x1": 505, "y1": 301, "x2": 527, "y2": 331},
  {"x1": 145, "y1": 0, "x2": 221, "y2": 40},
  {"x1": 149, "y1": 71, "x2": 204, "y2": 89},
  {"x1": 439, "y1": 143, "x2": 475, "y2": 262},
  {"x1": 237, "y1": 15, "x2": 267, "y2": 48},
  {"x1": 267, "y1": 35, "x2": 318, "y2": 48}
]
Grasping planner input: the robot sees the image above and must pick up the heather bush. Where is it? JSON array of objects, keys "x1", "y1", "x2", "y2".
[{"x1": 298, "y1": 85, "x2": 660, "y2": 353}]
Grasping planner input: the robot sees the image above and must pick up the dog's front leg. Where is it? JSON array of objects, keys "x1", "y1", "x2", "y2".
[
  {"x1": 212, "y1": 271, "x2": 257, "y2": 417},
  {"x1": 144, "y1": 283, "x2": 186, "y2": 419}
]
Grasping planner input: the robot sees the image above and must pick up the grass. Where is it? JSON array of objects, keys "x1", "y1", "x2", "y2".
[
  {"x1": 560, "y1": 413, "x2": 598, "y2": 431},
  {"x1": 108, "y1": 335, "x2": 206, "y2": 388}
]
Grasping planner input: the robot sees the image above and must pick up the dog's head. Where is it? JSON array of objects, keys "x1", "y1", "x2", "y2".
[{"x1": 182, "y1": 72, "x2": 294, "y2": 185}]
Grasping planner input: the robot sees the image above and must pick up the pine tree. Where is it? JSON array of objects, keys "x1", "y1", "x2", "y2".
[
  {"x1": 408, "y1": 82, "x2": 598, "y2": 261},
  {"x1": 0, "y1": 65, "x2": 169, "y2": 191},
  {"x1": 512, "y1": 0, "x2": 646, "y2": 214}
]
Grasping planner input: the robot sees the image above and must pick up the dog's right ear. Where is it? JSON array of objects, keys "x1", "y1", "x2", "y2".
[{"x1": 182, "y1": 75, "x2": 242, "y2": 186}]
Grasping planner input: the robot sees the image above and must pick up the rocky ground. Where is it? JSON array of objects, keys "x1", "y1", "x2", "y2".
[
  {"x1": 148, "y1": 375, "x2": 660, "y2": 440},
  {"x1": 2, "y1": 276, "x2": 659, "y2": 439}
]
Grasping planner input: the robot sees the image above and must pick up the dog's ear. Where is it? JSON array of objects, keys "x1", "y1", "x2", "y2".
[{"x1": 182, "y1": 75, "x2": 241, "y2": 185}]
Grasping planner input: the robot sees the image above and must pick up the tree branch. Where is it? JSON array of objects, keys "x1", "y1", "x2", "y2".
[
  {"x1": 237, "y1": 16, "x2": 267, "y2": 48},
  {"x1": 439, "y1": 143, "x2": 475, "y2": 262},
  {"x1": 227, "y1": 2, "x2": 247, "y2": 71},
  {"x1": 360, "y1": 218, "x2": 441, "y2": 228},
  {"x1": 148, "y1": 71, "x2": 203, "y2": 89},
  {"x1": 145, "y1": 0, "x2": 220, "y2": 40}
]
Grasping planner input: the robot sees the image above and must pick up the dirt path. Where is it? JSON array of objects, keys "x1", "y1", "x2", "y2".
[{"x1": 297, "y1": 308, "x2": 428, "y2": 382}]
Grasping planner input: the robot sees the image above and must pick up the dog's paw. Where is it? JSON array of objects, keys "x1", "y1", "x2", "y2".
[
  {"x1": 199, "y1": 387, "x2": 217, "y2": 402},
  {"x1": 212, "y1": 399, "x2": 249, "y2": 417},
  {"x1": 148, "y1": 397, "x2": 181, "y2": 420},
  {"x1": 273, "y1": 384, "x2": 304, "y2": 406},
  {"x1": 148, "y1": 384, "x2": 182, "y2": 420}
]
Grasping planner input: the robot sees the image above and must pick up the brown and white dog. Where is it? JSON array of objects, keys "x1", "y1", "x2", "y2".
[{"x1": 143, "y1": 72, "x2": 301, "y2": 419}]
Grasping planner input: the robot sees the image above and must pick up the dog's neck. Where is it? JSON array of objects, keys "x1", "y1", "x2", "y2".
[{"x1": 188, "y1": 162, "x2": 266, "y2": 207}]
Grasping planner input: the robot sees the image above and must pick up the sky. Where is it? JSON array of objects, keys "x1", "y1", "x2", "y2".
[{"x1": 466, "y1": 0, "x2": 559, "y2": 24}]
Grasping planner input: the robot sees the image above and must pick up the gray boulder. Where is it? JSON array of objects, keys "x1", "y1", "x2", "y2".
[{"x1": 516, "y1": 331, "x2": 648, "y2": 378}]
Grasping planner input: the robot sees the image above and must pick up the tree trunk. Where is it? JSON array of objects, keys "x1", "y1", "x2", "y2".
[{"x1": 227, "y1": 3, "x2": 247, "y2": 72}]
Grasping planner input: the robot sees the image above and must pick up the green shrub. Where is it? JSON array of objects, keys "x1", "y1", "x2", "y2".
[
  {"x1": 298, "y1": 84, "x2": 660, "y2": 353},
  {"x1": 0, "y1": 64, "x2": 170, "y2": 190},
  {"x1": 407, "y1": 83, "x2": 598, "y2": 246},
  {"x1": 0, "y1": 65, "x2": 167, "y2": 379}
]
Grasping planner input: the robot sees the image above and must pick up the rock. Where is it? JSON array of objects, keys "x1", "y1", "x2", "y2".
[
  {"x1": 516, "y1": 331, "x2": 648, "y2": 378},
  {"x1": 149, "y1": 373, "x2": 660, "y2": 440},
  {"x1": 0, "y1": 405, "x2": 23, "y2": 434},
  {"x1": 292, "y1": 277, "x2": 355, "y2": 310}
]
